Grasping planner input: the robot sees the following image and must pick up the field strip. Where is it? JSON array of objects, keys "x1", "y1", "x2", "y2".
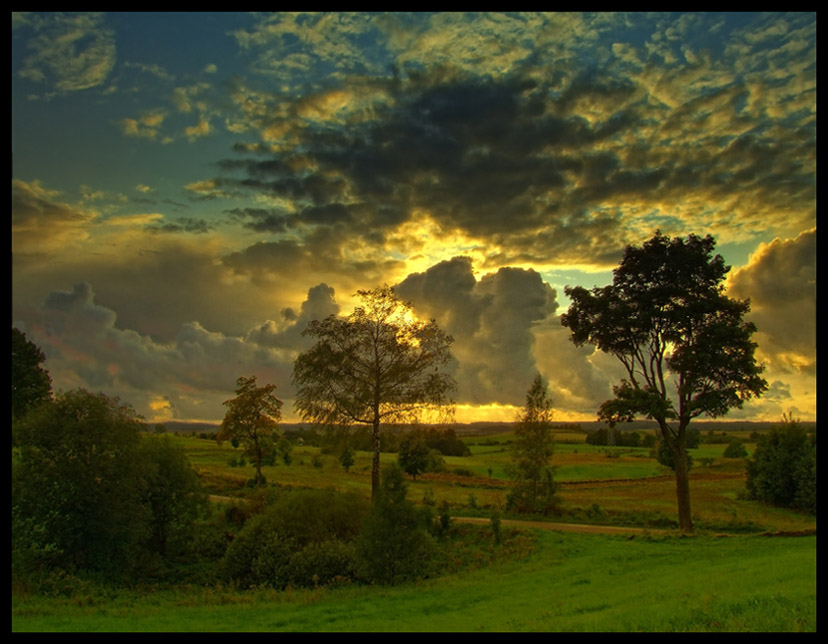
[{"x1": 453, "y1": 516, "x2": 673, "y2": 535}]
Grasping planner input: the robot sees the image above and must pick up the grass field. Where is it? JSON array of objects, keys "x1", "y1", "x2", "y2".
[
  {"x1": 12, "y1": 531, "x2": 816, "y2": 631},
  {"x1": 179, "y1": 431, "x2": 816, "y2": 533},
  {"x1": 12, "y1": 427, "x2": 817, "y2": 632}
]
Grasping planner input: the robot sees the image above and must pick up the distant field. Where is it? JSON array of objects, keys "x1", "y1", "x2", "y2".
[{"x1": 171, "y1": 426, "x2": 815, "y2": 534}]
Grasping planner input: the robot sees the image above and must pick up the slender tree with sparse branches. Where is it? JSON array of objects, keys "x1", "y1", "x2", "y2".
[
  {"x1": 507, "y1": 374, "x2": 558, "y2": 514},
  {"x1": 293, "y1": 285, "x2": 456, "y2": 500},
  {"x1": 561, "y1": 232, "x2": 767, "y2": 532}
]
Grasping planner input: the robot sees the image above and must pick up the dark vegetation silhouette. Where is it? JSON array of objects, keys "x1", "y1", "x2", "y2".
[
  {"x1": 292, "y1": 285, "x2": 456, "y2": 500},
  {"x1": 561, "y1": 232, "x2": 768, "y2": 532},
  {"x1": 11, "y1": 328, "x2": 52, "y2": 423},
  {"x1": 12, "y1": 388, "x2": 206, "y2": 580},
  {"x1": 397, "y1": 429, "x2": 445, "y2": 479}
]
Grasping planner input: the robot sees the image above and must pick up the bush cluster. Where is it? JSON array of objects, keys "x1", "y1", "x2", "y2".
[
  {"x1": 746, "y1": 420, "x2": 815, "y2": 514},
  {"x1": 221, "y1": 467, "x2": 440, "y2": 588},
  {"x1": 12, "y1": 390, "x2": 207, "y2": 582}
]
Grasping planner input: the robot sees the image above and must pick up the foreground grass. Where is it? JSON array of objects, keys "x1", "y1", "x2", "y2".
[{"x1": 12, "y1": 531, "x2": 815, "y2": 632}]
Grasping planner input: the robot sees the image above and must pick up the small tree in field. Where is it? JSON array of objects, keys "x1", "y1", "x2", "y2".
[
  {"x1": 507, "y1": 374, "x2": 558, "y2": 515},
  {"x1": 339, "y1": 444, "x2": 356, "y2": 472},
  {"x1": 561, "y1": 232, "x2": 767, "y2": 532},
  {"x1": 723, "y1": 439, "x2": 748, "y2": 459},
  {"x1": 293, "y1": 285, "x2": 456, "y2": 500},
  {"x1": 398, "y1": 430, "x2": 433, "y2": 480},
  {"x1": 217, "y1": 376, "x2": 283, "y2": 488}
]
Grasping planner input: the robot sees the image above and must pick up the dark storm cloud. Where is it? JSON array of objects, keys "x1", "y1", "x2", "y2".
[
  {"x1": 395, "y1": 257, "x2": 558, "y2": 405},
  {"x1": 12, "y1": 179, "x2": 90, "y2": 227},
  {"x1": 22, "y1": 282, "x2": 346, "y2": 420},
  {"x1": 212, "y1": 12, "x2": 813, "y2": 271},
  {"x1": 245, "y1": 283, "x2": 340, "y2": 351},
  {"x1": 214, "y1": 71, "x2": 645, "y2": 267},
  {"x1": 146, "y1": 217, "x2": 213, "y2": 234},
  {"x1": 225, "y1": 207, "x2": 288, "y2": 233}
]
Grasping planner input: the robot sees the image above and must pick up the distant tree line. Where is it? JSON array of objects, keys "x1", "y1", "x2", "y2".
[{"x1": 585, "y1": 428, "x2": 657, "y2": 448}]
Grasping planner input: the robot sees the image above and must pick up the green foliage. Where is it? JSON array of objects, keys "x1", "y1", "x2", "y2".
[
  {"x1": 12, "y1": 390, "x2": 206, "y2": 582},
  {"x1": 293, "y1": 285, "x2": 456, "y2": 499},
  {"x1": 746, "y1": 419, "x2": 815, "y2": 514},
  {"x1": 284, "y1": 540, "x2": 358, "y2": 588},
  {"x1": 221, "y1": 488, "x2": 370, "y2": 588},
  {"x1": 276, "y1": 437, "x2": 293, "y2": 465},
  {"x1": 339, "y1": 444, "x2": 355, "y2": 472},
  {"x1": 507, "y1": 374, "x2": 559, "y2": 515},
  {"x1": 13, "y1": 390, "x2": 150, "y2": 577},
  {"x1": 139, "y1": 435, "x2": 208, "y2": 557},
  {"x1": 436, "y1": 500, "x2": 453, "y2": 537},
  {"x1": 653, "y1": 440, "x2": 693, "y2": 472},
  {"x1": 355, "y1": 463, "x2": 438, "y2": 585},
  {"x1": 490, "y1": 505, "x2": 502, "y2": 545},
  {"x1": 561, "y1": 232, "x2": 768, "y2": 533},
  {"x1": 422, "y1": 427, "x2": 471, "y2": 456},
  {"x1": 11, "y1": 328, "x2": 52, "y2": 422},
  {"x1": 585, "y1": 427, "x2": 643, "y2": 447},
  {"x1": 723, "y1": 439, "x2": 748, "y2": 459},
  {"x1": 217, "y1": 376, "x2": 283, "y2": 488},
  {"x1": 398, "y1": 429, "x2": 446, "y2": 479},
  {"x1": 685, "y1": 427, "x2": 701, "y2": 449}
]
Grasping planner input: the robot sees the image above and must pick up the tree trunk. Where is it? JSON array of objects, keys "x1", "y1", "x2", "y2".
[
  {"x1": 253, "y1": 436, "x2": 263, "y2": 488},
  {"x1": 659, "y1": 420, "x2": 693, "y2": 533},
  {"x1": 371, "y1": 418, "x2": 381, "y2": 501},
  {"x1": 673, "y1": 450, "x2": 693, "y2": 533}
]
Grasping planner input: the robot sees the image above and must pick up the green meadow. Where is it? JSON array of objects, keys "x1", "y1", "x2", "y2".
[
  {"x1": 12, "y1": 531, "x2": 816, "y2": 632},
  {"x1": 12, "y1": 427, "x2": 816, "y2": 632}
]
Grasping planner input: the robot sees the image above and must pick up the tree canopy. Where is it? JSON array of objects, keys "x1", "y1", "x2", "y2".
[
  {"x1": 217, "y1": 375, "x2": 283, "y2": 488},
  {"x1": 293, "y1": 285, "x2": 456, "y2": 499},
  {"x1": 12, "y1": 328, "x2": 52, "y2": 422},
  {"x1": 13, "y1": 389, "x2": 204, "y2": 578},
  {"x1": 561, "y1": 232, "x2": 767, "y2": 532}
]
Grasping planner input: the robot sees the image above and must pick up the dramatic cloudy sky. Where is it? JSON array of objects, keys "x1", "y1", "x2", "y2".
[{"x1": 12, "y1": 12, "x2": 816, "y2": 424}]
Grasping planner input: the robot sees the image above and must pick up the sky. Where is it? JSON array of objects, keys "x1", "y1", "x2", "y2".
[{"x1": 12, "y1": 12, "x2": 816, "y2": 425}]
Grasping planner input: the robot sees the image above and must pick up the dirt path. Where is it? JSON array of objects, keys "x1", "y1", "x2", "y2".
[{"x1": 453, "y1": 516, "x2": 673, "y2": 535}]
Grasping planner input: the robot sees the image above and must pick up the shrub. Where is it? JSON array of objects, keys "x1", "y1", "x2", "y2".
[
  {"x1": 355, "y1": 464, "x2": 437, "y2": 585},
  {"x1": 490, "y1": 505, "x2": 502, "y2": 545},
  {"x1": 285, "y1": 540, "x2": 358, "y2": 587},
  {"x1": 220, "y1": 488, "x2": 369, "y2": 587},
  {"x1": 339, "y1": 444, "x2": 356, "y2": 472},
  {"x1": 723, "y1": 439, "x2": 748, "y2": 459},
  {"x1": 221, "y1": 515, "x2": 292, "y2": 587},
  {"x1": 746, "y1": 419, "x2": 815, "y2": 514}
]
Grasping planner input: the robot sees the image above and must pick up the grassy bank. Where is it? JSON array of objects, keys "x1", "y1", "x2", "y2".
[{"x1": 12, "y1": 530, "x2": 816, "y2": 632}]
